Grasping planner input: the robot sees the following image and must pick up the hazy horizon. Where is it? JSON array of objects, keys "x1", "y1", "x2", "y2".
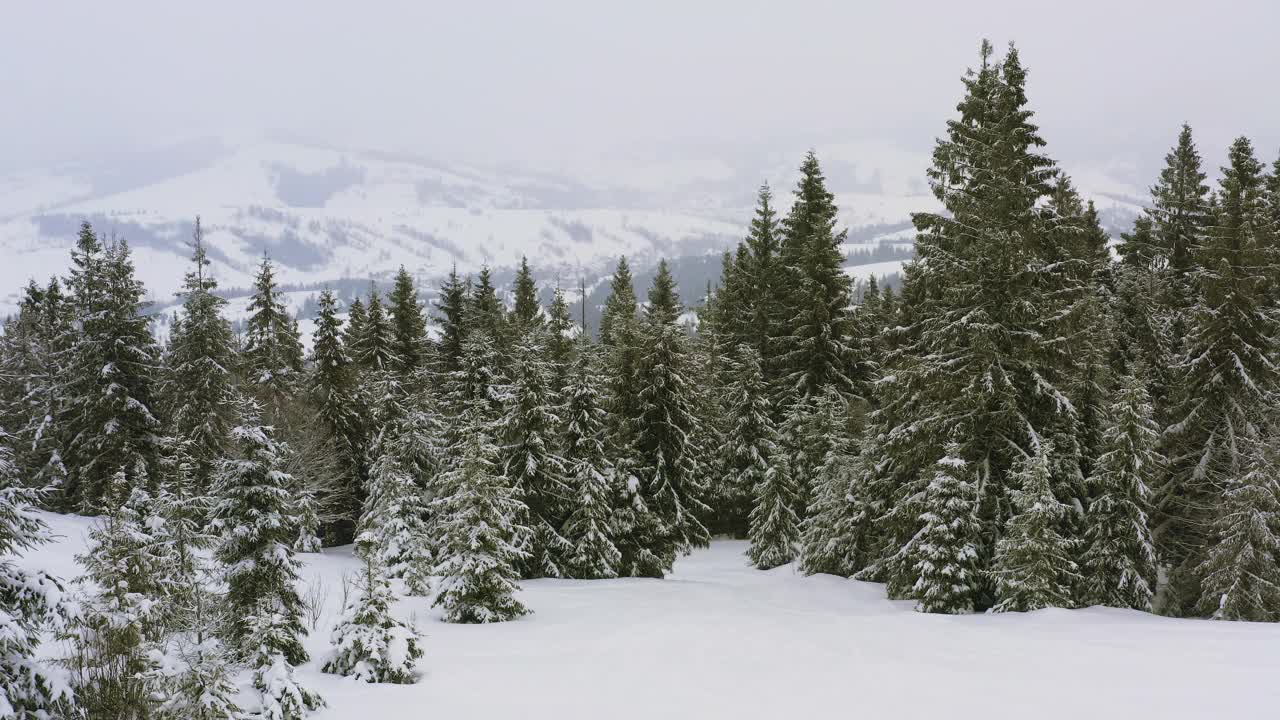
[{"x1": 3, "y1": 1, "x2": 1278, "y2": 182}]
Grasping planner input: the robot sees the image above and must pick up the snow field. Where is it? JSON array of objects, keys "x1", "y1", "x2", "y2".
[{"x1": 22, "y1": 512, "x2": 1280, "y2": 720}]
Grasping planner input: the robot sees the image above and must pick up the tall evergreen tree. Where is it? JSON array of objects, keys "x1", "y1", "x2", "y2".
[
  {"x1": 625, "y1": 268, "x2": 710, "y2": 575},
  {"x1": 63, "y1": 235, "x2": 162, "y2": 512},
  {"x1": 560, "y1": 339, "x2": 621, "y2": 579},
  {"x1": 778, "y1": 179, "x2": 857, "y2": 402},
  {"x1": 742, "y1": 184, "x2": 785, "y2": 384},
  {"x1": 599, "y1": 257, "x2": 637, "y2": 346},
  {"x1": 1149, "y1": 124, "x2": 1212, "y2": 286},
  {"x1": 510, "y1": 256, "x2": 543, "y2": 329},
  {"x1": 499, "y1": 330, "x2": 570, "y2": 578},
  {"x1": 243, "y1": 254, "x2": 305, "y2": 422},
  {"x1": 0, "y1": 277, "x2": 71, "y2": 504},
  {"x1": 308, "y1": 289, "x2": 365, "y2": 543},
  {"x1": 388, "y1": 266, "x2": 429, "y2": 377},
  {"x1": 159, "y1": 218, "x2": 239, "y2": 495},
  {"x1": 433, "y1": 267, "x2": 468, "y2": 376},
  {"x1": 468, "y1": 267, "x2": 506, "y2": 344},
  {"x1": 352, "y1": 286, "x2": 396, "y2": 373},
  {"x1": 1160, "y1": 136, "x2": 1278, "y2": 614},
  {"x1": 345, "y1": 295, "x2": 368, "y2": 358},
  {"x1": 544, "y1": 285, "x2": 577, "y2": 399},
  {"x1": 860, "y1": 43, "x2": 1073, "y2": 606},
  {"x1": 645, "y1": 260, "x2": 682, "y2": 326},
  {"x1": 780, "y1": 151, "x2": 838, "y2": 274}
]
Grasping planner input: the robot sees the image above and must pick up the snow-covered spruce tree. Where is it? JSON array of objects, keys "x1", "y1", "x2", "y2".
[
  {"x1": 598, "y1": 257, "x2": 637, "y2": 348},
  {"x1": 0, "y1": 427, "x2": 73, "y2": 716},
  {"x1": 777, "y1": 151, "x2": 838, "y2": 319},
  {"x1": 721, "y1": 345, "x2": 798, "y2": 569},
  {"x1": 737, "y1": 183, "x2": 783, "y2": 376},
  {"x1": 361, "y1": 416, "x2": 434, "y2": 596},
  {"x1": 598, "y1": 263, "x2": 661, "y2": 577},
  {"x1": 1149, "y1": 124, "x2": 1212, "y2": 299},
  {"x1": 243, "y1": 254, "x2": 305, "y2": 423},
  {"x1": 55, "y1": 222, "x2": 107, "y2": 511},
  {"x1": 308, "y1": 289, "x2": 365, "y2": 544},
  {"x1": 344, "y1": 294, "x2": 368, "y2": 354},
  {"x1": 159, "y1": 218, "x2": 240, "y2": 495},
  {"x1": 908, "y1": 446, "x2": 982, "y2": 614},
  {"x1": 1160, "y1": 136, "x2": 1278, "y2": 615},
  {"x1": 859, "y1": 43, "x2": 1077, "y2": 608},
  {"x1": 431, "y1": 267, "x2": 469, "y2": 377},
  {"x1": 560, "y1": 339, "x2": 621, "y2": 579},
  {"x1": 544, "y1": 286, "x2": 577, "y2": 401},
  {"x1": 432, "y1": 394, "x2": 530, "y2": 623},
  {"x1": 0, "y1": 277, "x2": 72, "y2": 505},
  {"x1": 62, "y1": 232, "x2": 163, "y2": 513},
  {"x1": 467, "y1": 267, "x2": 508, "y2": 351},
  {"x1": 990, "y1": 441, "x2": 1079, "y2": 613},
  {"x1": 244, "y1": 604, "x2": 323, "y2": 720},
  {"x1": 1194, "y1": 431, "x2": 1280, "y2": 622},
  {"x1": 710, "y1": 247, "x2": 750, "y2": 352},
  {"x1": 746, "y1": 447, "x2": 800, "y2": 570},
  {"x1": 718, "y1": 346, "x2": 776, "y2": 538},
  {"x1": 64, "y1": 470, "x2": 165, "y2": 719},
  {"x1": 510, "y1": 256, "x2": 543, "y2": 330},
  {"x1": 352, "y1": 286, "x2": 397, "y2": 374},
  {"x1": 499, "y1": 329, "x2": 572, "y2": 579},
  {"x1": 800, "y1": 437, "x2": 869, "y2": 578},
  {"x1": 774, "y1": 152, "x2": 861, "y2": 409},
  {"x1": 628, "y1": 262, "x2": 711, "y2": 576},
  {"x1": 323, "y1": 551, "x2": 423, "y2": 684},
  {"x1": 388, "y1": 265, "x2": 429, "y2": 377},
  {"x1": 148, "y1": 458, "x2": 242, "y2": 720},
  {"x1": 1080, "y1": 369, "x2": 1159, "y2": 611},
  {"x1": 211, "y1": 414, "x2": 310, "y2": 665}
]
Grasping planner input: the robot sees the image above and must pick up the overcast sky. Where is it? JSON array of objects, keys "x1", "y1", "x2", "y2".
[{"x1": 2, "y1": 0, "x2": 1277, "y2": 179}]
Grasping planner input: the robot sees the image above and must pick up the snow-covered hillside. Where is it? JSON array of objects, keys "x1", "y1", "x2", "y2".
[
  {"x1": 0, "y1": 136, "x2": 1146, "y2": 315},
  {"x1": 23, "y1": 512, "x2": 1279, "y2": 720}
]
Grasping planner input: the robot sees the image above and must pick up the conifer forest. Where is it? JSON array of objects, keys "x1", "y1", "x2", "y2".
[{"x1": 2, "y1": 35, "x2": 1279, "y2": 720}]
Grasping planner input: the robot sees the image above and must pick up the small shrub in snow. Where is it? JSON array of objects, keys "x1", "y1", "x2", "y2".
[
  {"x1": 246, "y1": 607, "x2": 323, "y2": 720},
  {"x1": 323, "y1": 553, "x2": 423, "y2": 684}
]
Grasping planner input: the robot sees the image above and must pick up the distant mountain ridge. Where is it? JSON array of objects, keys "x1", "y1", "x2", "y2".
[{"x1": 0, "y1": 136, "x2": 1145, "y2": 316}]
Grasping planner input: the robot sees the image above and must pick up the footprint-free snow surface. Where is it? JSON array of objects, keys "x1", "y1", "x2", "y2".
[{"x1": 27, "y1": 513, "x2": 1280, "y2": 719}]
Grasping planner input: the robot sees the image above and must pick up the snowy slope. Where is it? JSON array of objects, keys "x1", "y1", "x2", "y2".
[{"x1": 21, "y1": 512, "x2": 1280, "y2": 720}]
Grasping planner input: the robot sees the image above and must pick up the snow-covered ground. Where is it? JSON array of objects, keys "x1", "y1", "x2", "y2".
[{"x1": 24, "y1": 511, "x2": 1278, "y2": 719}]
